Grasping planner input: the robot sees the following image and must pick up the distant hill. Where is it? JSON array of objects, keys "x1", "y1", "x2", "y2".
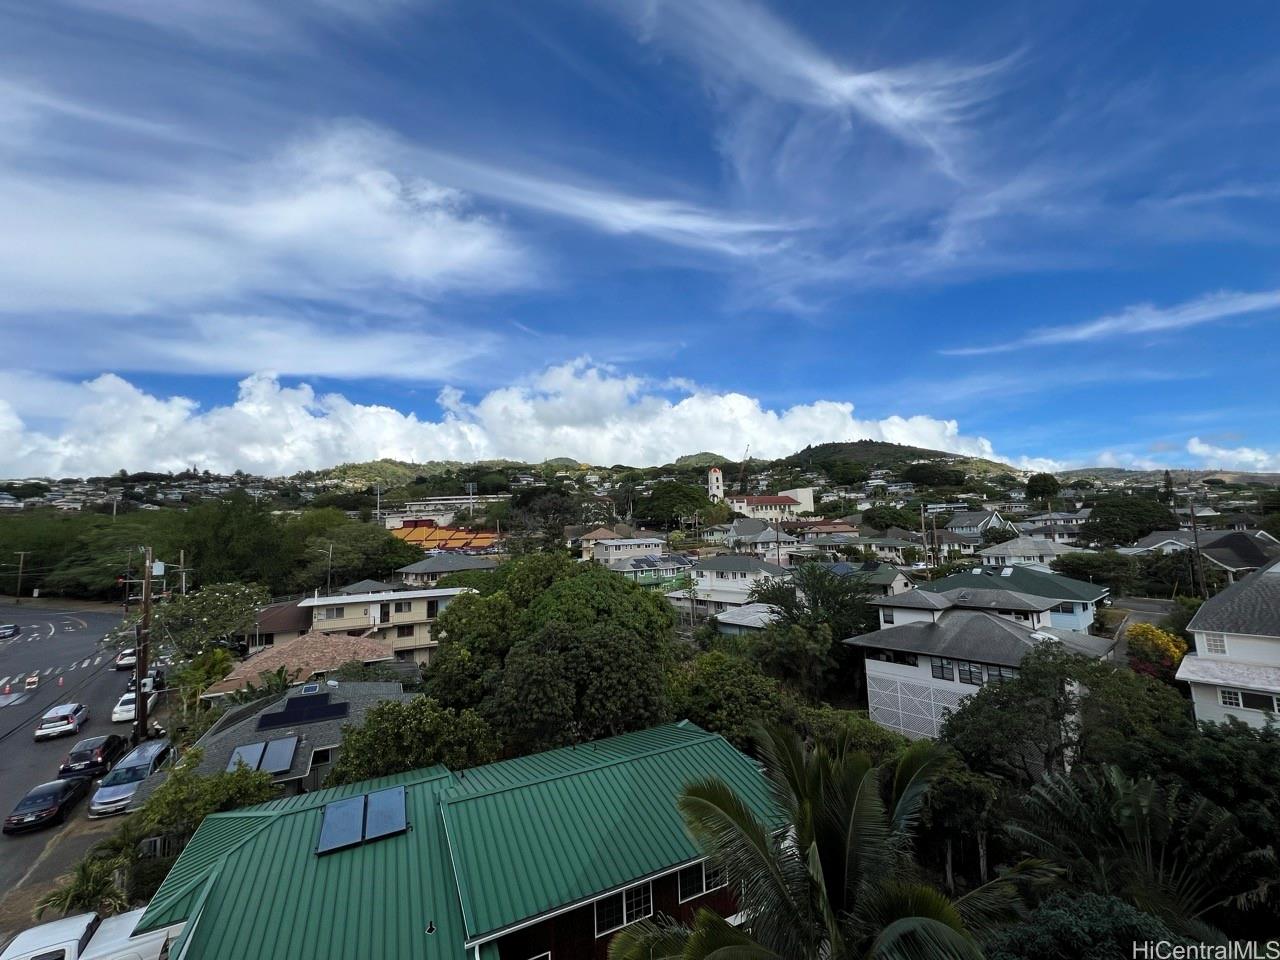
[
  {"x1": 1057, "y1": 467, "x2": 1280, "y2": 486},
  {"x1": 781, "y1": 441, "x2": 1016, "y2": 476},
  {"x1": 541, "y1": 457, "x2": 581, "y2": 468},
  {"x1": 672, "y1": 452, "x2": 731, "y2": 468},
  {"x1": 300, "y1": 457, "x2": 527, "y2": 487}
]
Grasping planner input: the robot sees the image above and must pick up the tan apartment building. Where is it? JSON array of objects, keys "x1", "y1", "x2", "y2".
[{"x1": 297, "y1": 586, "x2": 470, "y2": 666}]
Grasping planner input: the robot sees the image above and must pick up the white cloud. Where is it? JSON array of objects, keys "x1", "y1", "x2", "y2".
[
  {"x1": 1, "y1": 361, "x2": 1009, "y2": 477},
  {"x1": 943, "y1": 288, "x2": 1280, "y2": 356},
  {"x1": 0, "y1": 123, "x2": 531, "y2": 314},
  {"x1": 1186, "y1": 437, "x2": 1280, "y2": 472}
]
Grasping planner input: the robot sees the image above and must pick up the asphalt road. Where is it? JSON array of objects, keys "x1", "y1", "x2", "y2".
[{"x1": 0, "y1": 602, "x2": 129, "y2": 896}]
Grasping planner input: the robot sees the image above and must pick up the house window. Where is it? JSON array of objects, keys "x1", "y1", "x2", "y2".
[
  {"x1": 594, "y1": 881, "x2": 653, "y2": 938},
  {"x1": 426, "y1": 599, "x2": 440, "y2": 619},
  {"x1": 987, "y1": 665, "x2": 1018, "y2": 683},
  {"x1": 312, "y1": 748, "x2": 333, "y2": 766},
  {"x1": 1204, "y1": 633, "x2": 1228, "y2": 655},
  {"x1": 396, "y1": 625, "x2": 415, "y2": 639},
  {"x1": 678, "y1": 861, "x2": 730, "y2": 903},
  {"x1": 1241, "y1": 691, "x2": 1278, "y2": 712},
  {"x1": 882, "y1": 609, "x2": 895, "y2": 625},
  {"x1": 930, "y1": 657, "x2": 954, "y2": 681},
  {"x1": 1219, "y1": 689, "x2": 1242, "y2": 709},
  {"x1": 393, "y1": 601, "x2": 412, "y2": 614},
  {"x1": 956, "y1": 661, "x2": 984, "y2": 686},
  {"x1": 1052, "y1": 602, "x2": 1075, "y2": 614},
  {"x1": 320, "y1": 606, "x2": 345, "y2": 620}
]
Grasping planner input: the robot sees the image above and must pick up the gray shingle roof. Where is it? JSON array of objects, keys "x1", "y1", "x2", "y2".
[
  {"x1": 397, "y1": 555, "x2": 499, "y2": 575},
  {"x1": 920, "y1": 565, "x2": 1107, "y2": 603},
  {"x1": 977, "y1": 537, "x2": 1088, "y2": 559},
  {"x1": 1187, "y1": 558, "x2": 1280, "y2": 637},
  {"x1": 694, "y1": 555, "x2": 788, "y2": 576},
  {"x1": 846, "y1": 610, "x2": 1114, "y2": 665}
]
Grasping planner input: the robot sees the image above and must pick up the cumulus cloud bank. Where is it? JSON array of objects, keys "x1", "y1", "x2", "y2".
[{"x1": 1, "y1": 361, "x2": 1004, "y2": 477}]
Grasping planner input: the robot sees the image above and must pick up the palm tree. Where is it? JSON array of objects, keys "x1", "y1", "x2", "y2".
[
  {"x1": 34, "y1": 857, "x2": 129, "y2": 920},
  {"x1": 610, "y1": 726, "x2": 1052, "y2": 960},
  {"x1": 1007, "y1": 765, "x2": 1276, "y2": 940}
]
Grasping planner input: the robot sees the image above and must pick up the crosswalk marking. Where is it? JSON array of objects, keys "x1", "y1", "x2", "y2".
[
  {"x1": 81, "y1": 658, "x2": 91, "y2": 668},
  {"x1": 43, "y1": 667, "x2": 53, "y2": 676},
  {"x1": 94, "y1": 655, "x2": 105, "y2": 665},
  {"x1": 0, "y1": 676, "x2": 8, "y2": 687}
]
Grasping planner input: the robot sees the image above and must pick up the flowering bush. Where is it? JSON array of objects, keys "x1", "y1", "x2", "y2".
[{"x1": 1126, "y1": 622, "x2": 1188, "y2": 682}]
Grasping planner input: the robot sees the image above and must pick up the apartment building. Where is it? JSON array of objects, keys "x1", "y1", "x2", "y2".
[{"x1": 298, "y1": 586, "x2": 470, "y2": 666}]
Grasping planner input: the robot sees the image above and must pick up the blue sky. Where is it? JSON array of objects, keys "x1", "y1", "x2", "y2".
[{"x1": 2, "y1": 0, "x2": 1279, "y2": 475}]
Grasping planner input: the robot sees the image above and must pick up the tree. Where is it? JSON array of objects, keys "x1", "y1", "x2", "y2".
[
  {"x1": 1161, "y1": 595, "x2": 1204, "y2": 641},
  {"x1": 861, "y1": 504, "x2": 918, "y2": 531},
  {"x1": 921, "y1": 754, "x2": 999, "y2": 892},
  {"x1": 1079, "y1": 494, "x2": 1176, "y2": 545},
  {"x1": 610, "y1": 728, "x2": 1052, "y2": 960},
  {"x1": 983, "y1": 892, "x2": 1185, "y2": 960},
  {"x1": 940, "y1": 644, "x2": 1193, "y2": 789},
  {"x1": 902, "y1": 463, "x2": 966, "y2": 487},
  {"x1": 1124, "y1": 622, "x2": 1188, "y2": 682},
  {"x1": 141, "y1": 748, "x2": 278, "y2": 842},
  {"x1": 642, "y1": 481, "x2": 712, "y2": 528},
  {"x1": 981, "y1": 526, "x2": 1017, "y2": 545},
  {"x1": 790, "y1": 703, "x2": 907, "y2": 763},
  {"x1": 1025, "y1": 473, "x2": 1060, "y2": 507},
  {"x1": 1049, "y1": 550, "x2": 1137, "y2": 595},
  {"x1": 748, "y1": 622, "x2": 834, "y2": 700},
  {"x1": 1162, "y1": 470, "x2": 1176, "y2": 505},
  {"x1": 1007, "y1": 766, "x2": 1275, "y2": 938},
  {"x1": 33, "y1": 858, "x2": 129, "y2": 920},
  {"x1": 748, "y1": 562, "x2": 874, "y2": 643},
  {"x1": 108, "y1": 582, "x2": 269, "y2": 660},
  {"x1": 669, "y1": 652, "x2": 788, "y2": 748},
  {"x1": 326, "y1": 696, "x2": 499, "y2": 785}
]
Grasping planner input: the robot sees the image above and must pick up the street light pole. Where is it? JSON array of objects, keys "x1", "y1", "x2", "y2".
[
  {"x1": 133, "y1": 547, "x2": 153, "y2": 745},
  {"x1": 13, "y1": 551, "x2": 27, "y2": 604}
]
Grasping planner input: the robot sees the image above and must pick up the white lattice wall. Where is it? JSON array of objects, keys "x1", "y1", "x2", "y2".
[{"x1": 867, "y1": 673, "x2": 964, "y2": 740}]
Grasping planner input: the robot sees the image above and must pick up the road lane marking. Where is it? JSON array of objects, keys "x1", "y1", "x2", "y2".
[
  {"x1": 43, "y1": 667, "x2": 53, "y2": 675},
  {"x1": 0, "y1": 677, "x2": 8, "y2": 687},
  {"x1": 94, "y1": 656, "x2": 105, "y2": 665},
  {"x1": 81, "y1": 658, "x2": 90, "y2": 668}
]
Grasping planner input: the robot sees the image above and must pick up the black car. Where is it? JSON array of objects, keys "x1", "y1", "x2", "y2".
[
  {"x1": 3, "y1": 779, "x2": 88, "y2": 834},
  {"x1": 0, "y1": 624, "x2": 19, "y2": 640},
  {"x1": 58, "y1": 735, "x2": 129, "y2": 780}
]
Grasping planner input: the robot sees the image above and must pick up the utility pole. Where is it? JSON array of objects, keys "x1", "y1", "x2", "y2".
[
  {"x1": 13, "y1": 551, "x2": 28, "y2": 604},
  {"x1": 918, "y1": 505, "x2": 929, "y2": 567},
  {"x1": 326, "y1": 543, "x2": 334, "y2": 594},
  {"x1": 134, "y1": 546, "x2": 153, "y2": 745},
  {"x1": 1187, "y1": 495, "x2": 1209, "y2": 600},
  {"x1": 178, "y1": 548, "x2": 188, "y2": 596}
]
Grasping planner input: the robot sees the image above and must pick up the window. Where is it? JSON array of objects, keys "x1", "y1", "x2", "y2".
[
  {"x1": 1052, "y1": 602, "x2": 1076, "y2": 614},
  {"x1": 625, "y1": 882, "x2": 653, "y2": 923},
  {"x1": 393, "y1": 601, "x2": 412, "y2": 614},
  {"x1": 1204, "y1": 633, "x2": 1228, "y2": 655},
  {"x1": 426, "y1": 599, "x2": 440, "y2": 619},
  {"x1": 312, "y1": 748, "x2": 333, "y2": 766},
  {"x1": 881, "y1": 608, "x2": 895, "y2": 625},
  {"x1": 396, "y1": 625, "x2": 415, "y2": 639},
  {"x1": 320, "y1": 606, "x2": 345, "y2": 620},
  {"x1": 1241, "y1": 691, "x2": 1278, "y2": 712},
  {"x1": 930, "y1": 657, "x2": 954, "y2": 681},
  {"x1": 987, "y1": 665, "x2": 1018, "y2": 683},
  {"x1": 1220, "y1": 689, "x2": 1242, "y2": 709},
  {"x1": 678, "y1": 861, "x2": 729, "y2": 903},
  {"x1": 596, "y1": 879, "x2": 654, "y2": 937},
  {"x1": 956, "y1": 661, "x2": 984, "y2": 686}
]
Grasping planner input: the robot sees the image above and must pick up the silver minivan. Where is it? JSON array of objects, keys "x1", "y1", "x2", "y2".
[{"x1": 87, "y1": 740, "x2": 171, "y2": 818}]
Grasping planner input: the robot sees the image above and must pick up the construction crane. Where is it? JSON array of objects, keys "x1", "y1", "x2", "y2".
[{"x1": 737, "y1": 444, "x2": 750, "y2": 494}]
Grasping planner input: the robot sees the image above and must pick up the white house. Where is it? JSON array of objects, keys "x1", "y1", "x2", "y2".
[
  {"x1": 1175, "y1": 558, "x2": 1280, "y2": 729},
  {"x1": 945, "y1": 510, "x2": 1015, "y2": 536},
  {"x1": 591, "y1": 538, "x2": 667, "y2": 562},
  {"x1": 724, "y1": 494, "x2": 802, "y2": 521},
  {"x1": 917, "y1": 565, "x2": 1107, "y2": 632},
  {"x1": 665, "y1": 555, "x2": 789, "y2": 621},
  {"x1": 977, "y1": 536, "x2": 1091, "y2": 570},
  {"x1": 847, "y1": 611, "x2": 1114, "y2": 739},
  {"x1": 1123, "y1": 529, "x2": 1280, "y2": 583}
]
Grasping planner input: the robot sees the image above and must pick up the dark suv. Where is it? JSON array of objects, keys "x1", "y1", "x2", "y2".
[{"x1": 58, "y1": 735, "x2": 129, "y2": 780}]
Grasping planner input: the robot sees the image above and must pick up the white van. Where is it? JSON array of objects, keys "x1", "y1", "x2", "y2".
[{"x1": 0, "y1": 909, "x2": 169, "y2": 960}]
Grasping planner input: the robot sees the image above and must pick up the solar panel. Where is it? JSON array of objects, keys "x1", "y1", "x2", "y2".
[
  {"x1": 301, "y1": 682, "x2": 320, "y2": 694},
  {"x1": 257, "y1": 699, "x2": 349, "y2": 731},
  {"x1": 260, "y1": 736, "x2": 299, "y2": 774},
  {"x1": 227, "y1": 742, "x2": 266, "y2": 772},
  {"x1": 316, "y1": 796, "x2": 365, "y2": 855},
  {"x1": 363, "y1": 785, "x2": 407, "y2": 842}
]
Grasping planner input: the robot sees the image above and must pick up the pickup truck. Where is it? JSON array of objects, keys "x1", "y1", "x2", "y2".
[{"x1": 0, "y1": 909, "x2": 168, "y2": 960}]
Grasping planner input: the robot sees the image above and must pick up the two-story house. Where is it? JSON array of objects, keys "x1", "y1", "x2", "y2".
[
  {"x1": 592, "y1": 538, "x2": 666, "y2": 562},
  {"x1": 397, "y1": 554, "x2": 498, "y2": 586},
  {"x1": 976, "y1": 536, "x2": 1091, "y2": 570},
  {"x1": 723, "y1": 493, "x2": 801, "y2": 521},
  {"x1": 917, "y1": 565, "x2": 1108, "y2": 632},
  {"x1": 130, "y1": 722, "x2": 778, "y2": 960},
  {"x1": 1176, "y1": 558, "x2": 1280, "y2": 728},
  {"x1": 298, "y1": 586, "x2": 470, "y2": 666},
  {"x1": 606, "y1": 553, "x2": 695, "y2": 591},
  {"x1": 665, "y1": 555, "x2": 789, "y2": 620}
]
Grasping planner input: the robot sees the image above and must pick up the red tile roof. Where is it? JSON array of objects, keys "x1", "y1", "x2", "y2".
[{"x1": 203, "y1": 631, "x2": 394, "y2": 698}]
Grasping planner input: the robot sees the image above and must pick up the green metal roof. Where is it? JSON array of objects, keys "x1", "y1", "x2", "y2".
[
  {"x1": 443, "y1": 721, "x2": 777, "y2": 942},
  {"x1": 918, "y1": 564, "x2": 1107, "y2": 603},
  {"x1": 135, "y1": 724, "x2": 776, "y2": 960}
]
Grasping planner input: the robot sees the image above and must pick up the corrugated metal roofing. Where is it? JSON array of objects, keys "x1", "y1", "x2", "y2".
[
  {"x1": 135, "y1": 726, "x2": 777, "y2": 960},
  {"x1": 442, "y1": 723, "x2": 777, "y2": 942}
]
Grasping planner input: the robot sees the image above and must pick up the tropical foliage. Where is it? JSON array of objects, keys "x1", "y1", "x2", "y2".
[{"x1": 1124, "y1": 622, "x2": 1188, "y2": 681}]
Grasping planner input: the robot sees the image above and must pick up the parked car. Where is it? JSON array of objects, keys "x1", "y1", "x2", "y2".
[
  {"x1": 0, "y1": 909, "x2": 167, "y2": 960},
  {"x1": 125, "y1": 670, "x2": 165, "y2": 693},
  {"x1": 0, "y1": 624, "x2": 19, "y2": 640},
  {"x1": 110, "y1": 690, "x2": 157, "y2": 723},
  {"x1": 87, "y1": 740, "x2": 171, "y2": 819},
  {"x1": 3, "y1": 779, "x2": 88, "y2": 834},
  {"x1": 113, "y1": 648, "x2": 136, "y2": 671},
  {"x1": 58, "y1": 735, "x2": 128, "y2": 780},
  {"x1": 34, "y1": 703, "x2": 89, "y2": 740}
]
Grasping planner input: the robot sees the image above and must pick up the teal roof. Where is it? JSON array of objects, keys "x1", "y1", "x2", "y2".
[
  {"x1": 442, "y1": 721, "x2": 777, "y2": 942},
  {"x1": 135, "y1": 724, "x2": 775, "y2": 960},
  {"x1": 918, "y1": 564, "x2": 1107, "y2": 603}
]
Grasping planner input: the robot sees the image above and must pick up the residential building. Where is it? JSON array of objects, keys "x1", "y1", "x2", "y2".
[
  {"x1": 130, "y1": 722, "x2": 776, "y2": 960},
  {"x1": 606, "y1": 554, "x2": 695, "y2": 591},
  {"x1": 592, "y1": 538, "x2": 666, "y2": 562},
  {"x1": 829, "y1": 560, "x2": 914, "y2": 596},
  {"x1": 133, "y1": 683, "x2": 414, "y2": 807},
  {"x1": 666, "y1": 555, "x2": 789, "y2": 620},
  {"x1": 848, "y1": 612, "x2": 1114, "y2": 739},
  {"x1": 725, "y1": 523, "x2": 799, "y2": 565},
  {"x1": 777, "y1": 487, "x2": 816, "y2": 514},
  {"x1": 299, "y1": 586, "x2": 471, "y2": 666},
  {"x1": 235, "y1": 598, "x2": 312, "y2": 654},
  {"x1": 917, "y1": 565, "x2": 1108, "y2": 632},
  {"x1": 1122, "y1": 529, "x2": 1280, "y2": 583},
  {"x1": 976, "y1": 536, "x2": 1091, "y2": 570},
  {"x1": 397, "y1": 554, "x2": 499, "y2": 586},
  {"x1": 945, "y1": 510, "x2": 1015, "y2": 537},
  {"x1": 1176, "y1": 559, "x2": 1280, "y2": 729},
  {"x1": 724, "y1": 493, "x2": 801, "y2": 521},
  {"x1": 714, "y1": 602, "x2": 780, "y2": 635},
  {"x1": 202, "y1": 631, "x2": 395, "y2": 700},
  {"x1": 869, "y1": 586, "x2": 1058, "y2": 632},
  {"x1": 382, "y1": 494, "x2": 511, "y2": 528}
]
